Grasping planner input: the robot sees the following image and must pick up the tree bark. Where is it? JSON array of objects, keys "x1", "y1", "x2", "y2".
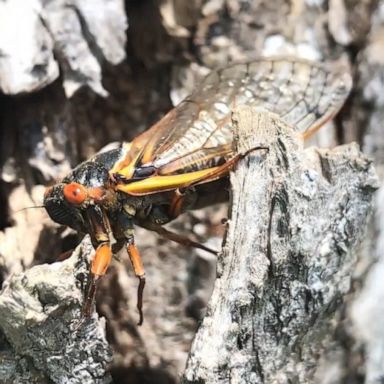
[
  {"x1": 0, "y1": 238, "x2": 112, "y2": 384},
  {"x1": 1, "y1": 1, "x2": 384, "y2": 383},
  {"x1": 183, "y1": 108, "x2": 378, "y2": 383}
]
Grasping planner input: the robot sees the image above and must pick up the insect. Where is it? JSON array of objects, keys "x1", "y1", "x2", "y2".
[{"x1": 43, "y1": 57, "x2": 352, "y2": 325}]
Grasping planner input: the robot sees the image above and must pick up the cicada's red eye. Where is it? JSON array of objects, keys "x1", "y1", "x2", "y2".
[{"x1": 63, "y1": 183, "x2": 88, "y2": 205}]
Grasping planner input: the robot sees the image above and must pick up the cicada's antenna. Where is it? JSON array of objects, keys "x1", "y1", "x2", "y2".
[{"x1": 13, "y1": 205, "x2": 45, "y2": 214}]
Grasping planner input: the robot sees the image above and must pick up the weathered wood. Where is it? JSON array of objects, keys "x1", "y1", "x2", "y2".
[
  {"x1": 183, "y1": 107, "x2": 378, "y2": 383},
  {"x1": 0, "y1": 0, "x2": 127, "y2": 96},
  {"x1": 0, "y1": 238, "x2": 112, "y2": 384},
  {"x1": 0, "y1": 1, "x2": 383, "y2": 382},
  {"x1": 348, "y1": 6, "x2": 384, "y2": 384}
]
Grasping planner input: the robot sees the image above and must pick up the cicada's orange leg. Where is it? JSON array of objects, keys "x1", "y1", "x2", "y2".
[
  {"x1": 126, "y1": 238, "x2": 146, "y2": 325},
  {"x1": 82, "y1": 242, "x2": 112, "y2": 318},
  {"x1": 115, "y1": 212, "x2": 146, "y2": 325},
  {"x1": 81, "y1": 207, "x2": 113, "y2": 319}
]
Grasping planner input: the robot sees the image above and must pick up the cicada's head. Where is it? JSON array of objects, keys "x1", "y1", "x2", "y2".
[{"x1": 43, "y1": 182, "x2": 104, "y2": 232}]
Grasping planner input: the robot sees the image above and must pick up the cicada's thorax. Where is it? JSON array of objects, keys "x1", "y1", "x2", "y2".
[
  {"x1": 92, "y1": 146, "x2": 229, "y2": 224},
  {"x1": 62, "y1": 147, "x2": 170, "y2": 226}
]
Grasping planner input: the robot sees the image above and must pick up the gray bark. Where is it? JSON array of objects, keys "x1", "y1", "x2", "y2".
[
  {"x1": 0, "y1": 239, "x2": 112, "y2": 384},
  {"x1": 183, "y1": 108, "x2": 378, "y2": 383},
  {"x1": 348, "y1": 5, "x2": 384, "y2": 384},
  {"x1": 0, "y1": 0, "x2": 127, "y2": 96},
  {"x1": 0, "y1": 1, "x2": 383, "y2": 383}
]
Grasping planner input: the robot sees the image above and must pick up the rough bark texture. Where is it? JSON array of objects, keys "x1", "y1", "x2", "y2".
[
  {"x1": 0, "y1": 0, "x2": 126, "y2": 96},
  {"x1": 0, "y1": 239, "x2": 112, "y2": 384},
  {"x1": 348, "y1": 6, "x2": 384, "y2": 383},
  {"x1": 183, "y1": 108, "x2": 378, "y2": 383},
  {"x1": 0, "y1": 1, "x2": 384, "y2": 383}
]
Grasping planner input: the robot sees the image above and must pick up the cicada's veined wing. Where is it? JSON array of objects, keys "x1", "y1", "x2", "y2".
[{"x1": 112, "y1": 57, "x2": 352, "y2": 195}]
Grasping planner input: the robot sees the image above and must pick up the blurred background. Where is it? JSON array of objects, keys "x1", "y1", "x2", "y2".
[{"x1": 0, "y1": 0, "x2": 383, "y2": 383}]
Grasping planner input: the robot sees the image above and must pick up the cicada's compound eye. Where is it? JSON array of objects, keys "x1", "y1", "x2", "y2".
[
  {"x1": 43, "y1": 183, "x2": 85, "y2": 230},
  {"x1": 63, "y1": 182, "x2": 88, "y2": 205}
]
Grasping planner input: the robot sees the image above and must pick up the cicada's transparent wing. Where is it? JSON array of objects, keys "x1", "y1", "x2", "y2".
[
  {"x1": 147, "y1": 58, "x2": 352, "y2": 174},
  {"x1": 111, "y1": 57, "x2": 352, "y2": 194},
  {"x1": 218, "y1": 58, "x2": 352, "y2": 138}
]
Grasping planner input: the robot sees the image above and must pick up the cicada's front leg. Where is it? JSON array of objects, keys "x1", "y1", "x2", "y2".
[
  {"x1": 82, "y1": 207, "x2": 113, "y2": 318},
  {"x1": 82, "y1": 243, "x2": 112, "y2": 317}
]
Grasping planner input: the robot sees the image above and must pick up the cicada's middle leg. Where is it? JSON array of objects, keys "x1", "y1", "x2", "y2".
[
  {"x1": 118, "y1": 210, "x2": 146, "y2": 325},
  {"x1": 126, "y1": 238, "x2": 146, "y2": 325}
]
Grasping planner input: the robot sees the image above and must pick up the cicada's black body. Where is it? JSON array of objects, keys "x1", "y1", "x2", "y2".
[
  {"x1": 45, "y1": 147, "x2": 229, "y2": 238},
  {"x1": 43, "y1": 57, "x2": 352, "y2": 324}
]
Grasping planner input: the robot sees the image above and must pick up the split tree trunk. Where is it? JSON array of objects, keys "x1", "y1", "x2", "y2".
[{"x1": 184, "y1": 108, "x2": 378, "y2": 383}]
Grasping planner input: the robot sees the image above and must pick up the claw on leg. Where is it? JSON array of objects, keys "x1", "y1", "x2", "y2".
[
  {"x1": 127, "y1": 241, "x2": 146, "y2": 325},
  {"x1": 137, "y1": 276, "x2": 146, "y2": 326},
  {"x1": 82, "y1": 273, "x2": 99, "y2": 318}
]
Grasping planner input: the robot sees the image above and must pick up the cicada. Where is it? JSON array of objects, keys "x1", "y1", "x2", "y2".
[{"x1": 43, "y1": 57, "x2": 352, "y2": 324}]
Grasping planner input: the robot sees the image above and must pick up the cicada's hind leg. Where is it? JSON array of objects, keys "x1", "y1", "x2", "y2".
[{"x1": 139, "y1": 220, "x2": 218, "y2": 255}]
